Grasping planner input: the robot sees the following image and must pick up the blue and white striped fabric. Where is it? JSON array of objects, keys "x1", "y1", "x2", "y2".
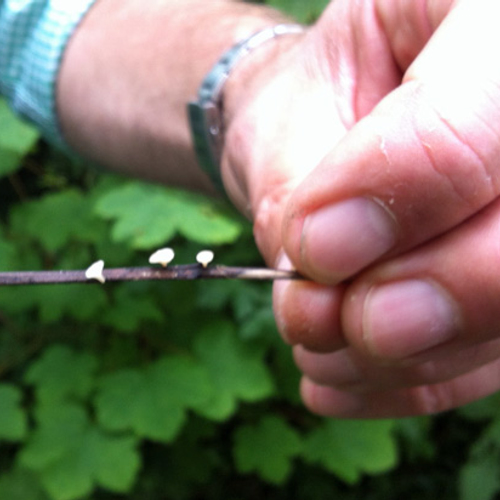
[{"x1": 0, "y1": 0, "x2": 96, "y2": 145}]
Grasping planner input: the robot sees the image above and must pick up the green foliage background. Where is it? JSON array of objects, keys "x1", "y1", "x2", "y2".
[{"x1": 0, "y1": 1, "x2": 498, "y2": 498}]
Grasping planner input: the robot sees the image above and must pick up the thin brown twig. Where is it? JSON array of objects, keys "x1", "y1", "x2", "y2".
[{"x1": 0, "y1": 264, "x2": 304, "y2": 286}]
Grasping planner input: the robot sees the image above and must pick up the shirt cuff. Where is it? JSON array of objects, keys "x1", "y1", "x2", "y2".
[{"x1": 0, "y1": 0, "x2": 97, "y2": 147}]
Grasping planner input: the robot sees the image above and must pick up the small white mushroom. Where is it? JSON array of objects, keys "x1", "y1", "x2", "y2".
[
  {"x1": 196, "y1": 250, "x2": 214, "y2": 268},
  {"x1": 85, "y1": 260, "x2": 106, "y2": 284},
  {"x1": 149, "y1": 247, "x2": 175, "y2": 267}
]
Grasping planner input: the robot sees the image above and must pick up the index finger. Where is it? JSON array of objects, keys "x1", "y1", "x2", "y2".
[{"x1": 283, "y1": 0, "x2": 500, "y2": 283}]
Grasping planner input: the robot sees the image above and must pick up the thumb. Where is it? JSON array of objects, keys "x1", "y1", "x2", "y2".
[{"x1": 283, "y1": 0, "x2": 500, "y2": 283}]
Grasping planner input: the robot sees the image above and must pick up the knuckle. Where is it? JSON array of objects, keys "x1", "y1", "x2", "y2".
[
  {"x1": 415, "y1": 81, "x2": 500, "y2": 209},
  {"x1": 412, "y1": 383, "x2": 455, "y2": 415}
]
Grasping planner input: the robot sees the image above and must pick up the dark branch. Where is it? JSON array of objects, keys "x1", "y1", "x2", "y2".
[{"x1": 0, "y1": 264, "x2": 304, "y2": 286}]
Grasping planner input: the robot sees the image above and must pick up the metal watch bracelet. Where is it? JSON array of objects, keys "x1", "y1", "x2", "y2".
[{"x1": 187, "y1": 24, "x2": 304, "y2": 194}]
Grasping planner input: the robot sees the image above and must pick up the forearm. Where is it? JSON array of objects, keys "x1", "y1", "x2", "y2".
[{"x1": 57, "y1": 0, "x2": 289, "y2": 193}]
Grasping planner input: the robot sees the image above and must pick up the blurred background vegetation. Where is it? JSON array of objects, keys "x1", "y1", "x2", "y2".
[{"x1": 0, "y1": 0, "x2": 498, "y2": 499}]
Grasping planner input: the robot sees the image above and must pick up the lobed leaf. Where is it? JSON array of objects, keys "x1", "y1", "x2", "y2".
[
  {"x1": 233, "y1": 416, "x2": 302, "y2": 484},
  {"x1": 32, "y1": 284, "x2": 108, "y2": 324},
  {"x1": 303, "y1": 419, "x2": 397, "y2": 483},
  {"x1": 96, "y1": 355, "x2": 213, "y2": 442},
  {"x1": 25, "y1": 345, "x2": 98, "y2": 404},
  {"x1": 20, "y1": 403, "x2": 140, "y2": 500},
  {"x1": 94, "y1": 182, "x2": 242, "y2": 248},
  {"x1": 11, "y1": 189, "x2": 103, "y2": 254},
  {"x1": 20, "y1": 404, "x2": 88, "y2": 470},
  {"x1": 193, "y1": 321, "x2": 274, "y2": 420},
  {"x1": 102, "y1": 284, "x2": 163, "y2": 333}
]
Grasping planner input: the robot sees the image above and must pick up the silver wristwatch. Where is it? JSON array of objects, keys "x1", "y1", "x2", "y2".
[{"x1": 187, "y1": 24, "x2": 304, "y2": 194}]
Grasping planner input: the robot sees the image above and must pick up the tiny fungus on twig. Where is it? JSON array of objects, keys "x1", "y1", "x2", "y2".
[
  {"x1": 196, "y1": 250, "x2": 214, "y2": 268},
  {"x1": 148, "y1": 248, "x2": 175, "y2": 267},
  {"x1": 85, "y1": 260, "x2": 106, "y2": 284}
]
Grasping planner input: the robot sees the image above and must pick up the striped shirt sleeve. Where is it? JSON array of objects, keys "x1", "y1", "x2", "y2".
[{"x1": 0, "y1": 0, "x2": 97, "y2": 146}]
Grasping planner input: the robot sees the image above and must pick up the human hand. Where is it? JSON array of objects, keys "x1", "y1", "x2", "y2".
[{"x1": 224, "y1": 0, "x2": 500, "y2": 417}]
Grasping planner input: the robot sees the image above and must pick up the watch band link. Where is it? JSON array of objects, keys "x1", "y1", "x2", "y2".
[{"x1": 188, "y1": 24, "x2": 304, "y2": 194}]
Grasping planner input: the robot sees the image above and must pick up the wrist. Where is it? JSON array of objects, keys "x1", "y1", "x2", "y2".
[
  {"x1": 189, "y1": 25, "x2": 304, "y2": 197},
  {"x1": 189, "y1": 24, "x2": 305, "y2": 204},
  {"x1": 221, "y1": 29, "x2": 307, "y2": 213},
  {"x1": 223, "y1": 31, "x2": 304, "y2": 123}
]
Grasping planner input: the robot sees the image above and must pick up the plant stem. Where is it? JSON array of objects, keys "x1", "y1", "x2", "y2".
[{"x1": 0, "y1": 264, "x2": 304, "y2": 286}]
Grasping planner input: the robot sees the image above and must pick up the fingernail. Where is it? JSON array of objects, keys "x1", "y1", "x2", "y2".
[
  {"x1": 301, "y1": 198, "x2": 396, "y2": 282},
  {"x1": 363, "y1": 280, "x2": 460, "y2": 359}
]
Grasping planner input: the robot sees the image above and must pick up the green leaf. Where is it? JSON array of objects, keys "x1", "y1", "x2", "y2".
[
  {"x1": 266, "y1": 0, "x2": 328, "y2": 23},
  {"x1": 25, "y1": 345, "x2": 98, "y2": 404},
  {"x1": 197, "y1": 281, "x2": 271, "y2": 320},
  {"x1": 197, "y1": 281, "x2": 277, "y2": 341},
  {"x1": 193, "y1": 321, "x2": 274, "y2": 420},
  {"x1": 196, "y1": 280, "x2": 245, "y2": 311},
  {"x1": 233, "y1": 416, "x2": 301, "y2": 484},
  {"x1": 303, "y1": 419, "x2": 397, "y2": 483},
  {"x1": 0, "y1": 99, "x2": 39, "y2": 178},
  {"x1": 11, "y1": 189, "x2": 102, "y2": 254},
  {"x1": 95, "y1": 182, "x2": 242, "y2": 248},
  {"x1": 459, "y1": 392, "x2": 500, "y2": 421},
  {"x1": 102, "y1": 284, "x2": 163, "y2": 333},
  {"x1": 459, "y1": 419, "x2": 500, "y2": 500},
  {"x1": 459, "y1": 455, "x2": 500, "y2": 500},
  {"x1": 20, "y1": 403, "x2": 140, "y2": 500},
  {"x1": 0, "y1": 384, "x2": 27, "y2": 441},
  {"x1": 239, "y1": 306, "x2": 277, "y2": 340},
  {"x1": 32, "y1": 284, "x2": 108, "y2": 324},
  {"x1": 0, "y1": 227, "x2": 19, "y2": 271},
  {"x1": 96, "y1": 355, "x2": 212, "y2": 442},
  {"x1": 0, "y1": 468, "x2": 49, "y2": 500},
  {"x1": 21, "y1": 404, "x2": 89, "y2": 469}
]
